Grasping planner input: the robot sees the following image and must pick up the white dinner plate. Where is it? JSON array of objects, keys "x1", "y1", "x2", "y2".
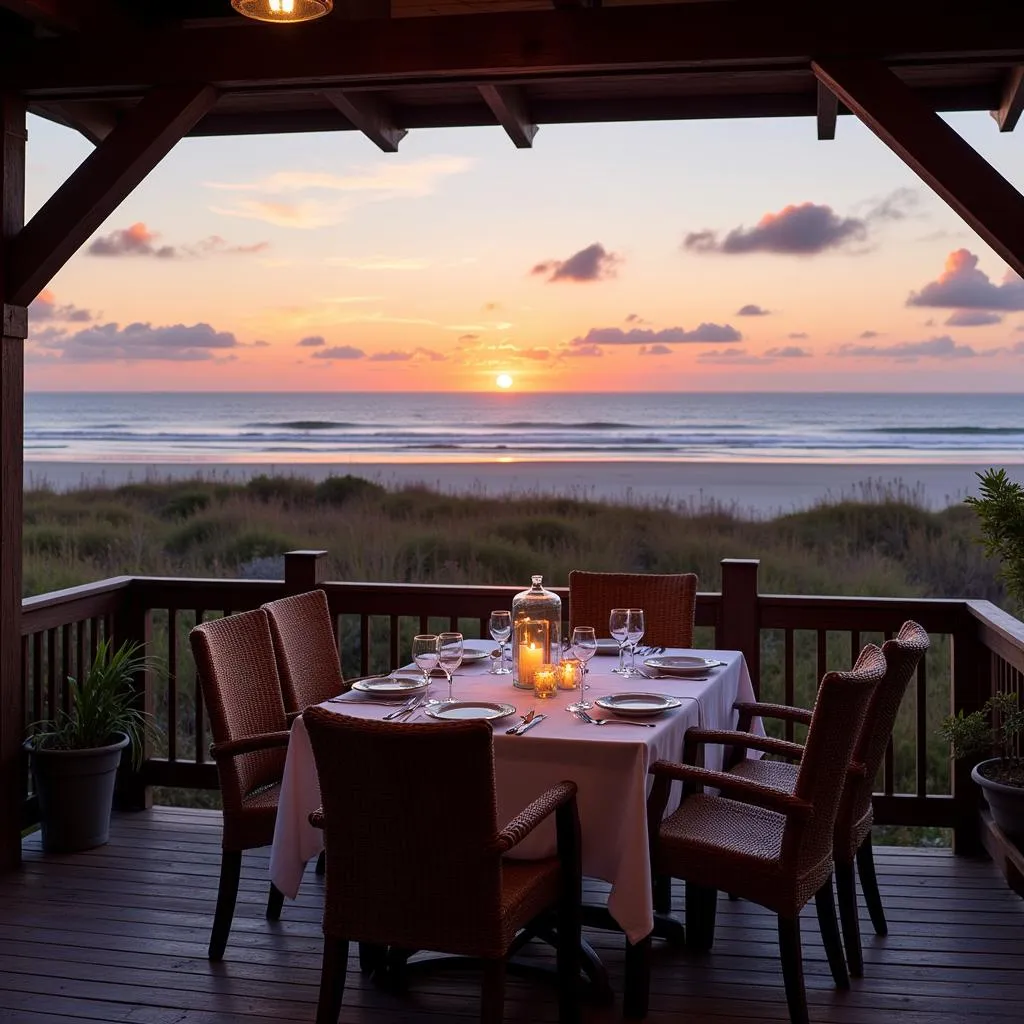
[
  {"x1": 350, "y1": 674, "x2": 429, "y2": 698},
  {"x1": 424, "y1": 701, "x2": 516, "y2": 722},
  {"x1": 595, "y1": 693, "x2": 683, "y2": 717},
  {"x1": 595, "y1": 638, "x2": 621, "y2": 656},
  {"x1": 460, "y1": 640, "x2": 496, "y2": 663},
  {"x1": 644, "y1": 655, "x2": 719, "y2": 677}
]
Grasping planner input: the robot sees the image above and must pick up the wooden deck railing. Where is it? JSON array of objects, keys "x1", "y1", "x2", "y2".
[{"x1": 19, "y1": 552, "x2": 1024, "y2": 857}]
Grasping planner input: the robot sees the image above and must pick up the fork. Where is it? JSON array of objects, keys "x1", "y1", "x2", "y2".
[{"x1": 574, "y1": 710, "x2": 656, "y2": 729}]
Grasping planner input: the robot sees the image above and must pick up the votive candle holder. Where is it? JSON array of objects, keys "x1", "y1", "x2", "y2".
[
  {"x1": 533, "y1": 664, "x2": 558, "y2": 699},
  {"x1": 558, "y1": 658, "x2": 582, "y2": 690}
]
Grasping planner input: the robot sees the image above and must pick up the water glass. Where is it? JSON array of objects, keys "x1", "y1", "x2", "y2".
[
  {"x1": 609, "y1": 608, "x2": 630, "y2": 675},
  {"x1": 412, "y1": 634, "x2": 439, "y2": 688},
  {"x1": 437, "y1": 631, "x2": 464, "y2": 702},
  {"x1": 488, "y1": 610, "x2": 512, "y2": 676},
  {"x1": 626, "y1": 608, "x2": 646, "y2": 677}
]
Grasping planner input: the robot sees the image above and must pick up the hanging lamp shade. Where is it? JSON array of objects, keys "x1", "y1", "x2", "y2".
[{"x1": 231, "y1": 0, "x2": 333, "y2": 22}]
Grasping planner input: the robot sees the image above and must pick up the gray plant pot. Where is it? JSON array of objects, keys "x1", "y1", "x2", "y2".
[
  {"x1": 972, "y1": 758, "x2": 1024, "y2": 839},
  {"x1": 25, "y1": 732, "x2": 129, "y2": 853}
]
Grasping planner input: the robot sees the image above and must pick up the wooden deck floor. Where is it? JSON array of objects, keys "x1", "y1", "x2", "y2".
[{"x1": 1, "y1": 807, "x2": 1023, "y2": 1023}]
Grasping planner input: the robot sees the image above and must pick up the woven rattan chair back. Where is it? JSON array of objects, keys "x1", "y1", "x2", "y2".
[
  {"x1": 788, "y1": 645, "x2": 887, "y2": 874},
  {"x1": 190, "y1": 609, "x2": 288, "y2": 808},
  {"x1": 304, "y1": 708, "x2": 505, "y2": 953},
  {"x1": 263, "y1": 589, "x2": 345, "y2": 711},
  {"x1": 839, "y1": 621, "x2": 930, "y2": 851},
  {"x1": 568, "y1": 570, "x2": 698, "y2": 648}
]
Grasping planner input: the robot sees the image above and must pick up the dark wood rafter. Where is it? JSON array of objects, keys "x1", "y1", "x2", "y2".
[
  {"x1": 478, "y1": 83, "x2": 538, "y2": 148},
  {"x1": 812, "y1": 58, "x2": 1024, "y2": 279},
  {"x1": 0, "y1": 91, "x2": 26, "y2": 873},
  {"x1": 0, "y1": 0, "x2": 117, "y2": 33},
  {"x1": 322, "y1": 89, "x2": 406, "y2": 152},
  {"x1": 8, "y1": 4, "x2": 1024, "y2": 100},
  {"x1": 992, "y1": 65, "x2": 1024, "y2": 131},
  {"x1": 338, "y1": 0, "x2": 391, "y2": 16},
  {"x1": 816, "y1": 79, "x2": 838, "y2": 140},
  {"x1": 6, "y1": 83, "x2": 217, "y2": 307}
]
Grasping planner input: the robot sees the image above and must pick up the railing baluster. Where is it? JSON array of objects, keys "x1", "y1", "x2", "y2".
[
  {"x1": 76, "y1": 621, "x2": 85, "y2": 694},
  {"x1": 89, "y1": 617, "x2": 100, "y2": 661},
  {"x1": 360, "y1": 614, "x2": 371, "y2": 676},
  {"x1": 45, "y1": 629, "x2": 57, "y2": 722},
  {"x1": 61, "y1": 623, "x2": 71, "y2": 714},
  {"x1": 419, "y1": 614, "x2": 429, "y2": 633},
  {"x1": 167, "y1": 608, "x2": 178, "y2": 764},
  {"x1": 883, "y1": 737, "x2": 895, "y2": 797},
  {"x1": 783, "y1": 629, "x2": 795, "y2": 742},
  {"x1": 816, "y1": 629, "x2": 827, "y2": 683},
  {"x1": 194, "y1": 610, "x2": 206, "y2": 764},
  {"x1": 916, "y1": 655, "x2": 928, "y2": 798},
  {"x1": 389, "y1": 615, "x2": 399, "y2": 670},
  {"x1": 850, "y1": 629, "x2": 860, "y2": 663},
  {"x1": 32, "y1": 632, "x2": 43, "y2": 724},
  {"x1": 21, "y1": 634, "x2": 29, "y2": 732}
]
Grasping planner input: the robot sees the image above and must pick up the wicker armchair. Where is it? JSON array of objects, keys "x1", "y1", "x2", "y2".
[
  {"x1": 625, "y1": 645, "x2": 888, "y2": 1024},
  {"x1": 303, "y1": 707, "x2": 582, "y2": 1024},
  {"x1": 263, "y1": 589, "x2": 345, "y2": 715},
  {"x1": 719, "y1": 620, "x2": 930, "y2": 976},
  {"x1": 567, "y1": 570, "x2": 698, "y2": 648},
  {"x1": 189, "y1": 609, "x2": 291, "y2": 961}
]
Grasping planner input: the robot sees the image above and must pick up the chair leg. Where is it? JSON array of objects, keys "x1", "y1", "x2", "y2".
[
  {"x1": 835, "y1": 859, "x2": 864, "y2": 978},
  {"x1": 653, "y1": 873, "x2": 672, "y2": 914},
  {"x1": 856, "y1": 836, "x2": 888, "y2": 936},
  {"x1": 358, "y1": 942, "x2": 387, "y2": 977},
  {"x1": 623, "y1": 935, "x2": 651, "y2": 1021},
  {"x1": 686, "y1": 882, "x2": 718, "y2": 952},
  {"x1": 208, "y1": 849, "x2": 242, "y2": 961},
  {"x1": 556, "y1": 868, "x2": 582, "y2": 1023},
  {"x1": 266, "y1": 882, "x2": 285, "y2": 921},
  {"x1": 315, "y1": 850, "x2": 326, "y2": 877},
  {"x1": 778, "y1": 914, "x2": 809, "y2": 1024},
  {"x1": 480, "y1": 958, "x2": 506, "y2": 1024},
  {"x1": 814, "y1": 875, "x2": 850, "y2": 990},
  {"x1": 316, "y1": 936, "x2": 349, "y2": 1024}
]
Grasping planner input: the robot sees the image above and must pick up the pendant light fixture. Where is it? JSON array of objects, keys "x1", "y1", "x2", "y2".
[{"x1": 231, "y1": 0, "x2": 333, "y2": 23}]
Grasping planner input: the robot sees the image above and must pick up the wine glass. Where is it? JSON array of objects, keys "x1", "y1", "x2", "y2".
[
  {"x1": 626, "y1": 608, "x2": 646, "y2": 677},
  {"x1": 571, "y1": 626, "x2": 598, "y2": 688},
  {"x1": 437, "y1": 632, "x2": 464, "y2": 703},
  {"x1": 489, "y1": 610, "x2": 512, "y2": 676},
  {"x1": 412, "y1": 634, "x2": 439, "y2": 688},
  {"x1": 609, "y1": 608, "x2": 630, "y2": 675}
]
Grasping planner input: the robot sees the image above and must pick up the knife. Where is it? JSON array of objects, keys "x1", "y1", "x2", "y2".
[
  {"x1": 515, "y1": 713, "x2": 547, "y2": 736},
  {"x1": 383, "y1": 695, "x2": 421, "y2": 721}
]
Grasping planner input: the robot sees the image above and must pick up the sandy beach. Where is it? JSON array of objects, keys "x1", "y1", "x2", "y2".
[{"x1": 23, "y1": 460, "x2": 1019, "y2": 517}]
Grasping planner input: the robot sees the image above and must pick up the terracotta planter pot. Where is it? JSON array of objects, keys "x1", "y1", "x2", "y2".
[
  {"x1": 972, "y1": 758, "x2": 1024, "y2": 839},
  {"x1": 25, "y1": 733, "x2": 129, "y2": 853}
]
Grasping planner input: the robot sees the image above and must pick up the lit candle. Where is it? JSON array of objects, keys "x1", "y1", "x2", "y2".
[
  {"x1": 559, "y1": 658, "x2": 582, "y2": 690},
  {"x1": 519, "y1": 642, "x2": 544, "y2": 689},
  {"x1": 534, "y1": 664, "x2": 558, "y2": 699}
]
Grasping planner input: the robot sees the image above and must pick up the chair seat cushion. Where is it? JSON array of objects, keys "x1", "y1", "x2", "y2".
[
  {"x1": 223, "y1": 781, "x2": 281, "y2": 851},
  {"x1": 498, "y1": 857, "x2": 562, "y2": 952},
  {"x1": 731, "y1": 758, "x2": 798, "y2": 793},
  {"x1": 656, "y1": 794, "x2": 827, "y2": 915}
]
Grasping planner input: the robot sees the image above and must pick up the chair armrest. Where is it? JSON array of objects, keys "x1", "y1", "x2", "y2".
[
  {"x1": 648, "y1": 760, "x2": 814, "y2": 820},
  {"x1": 494, "y1": 780, "x2": 578, "y2": 854},
  {"x1": 685, "y1": 727, "x2": 806, "y2": 762},
  {"x1": 286, "y1": 710, "x2": 302, "y2": 725},
  {"x1": 309, "y1": 807, "x2": 324, "y2": 829},
  {"x1": 209, "y1": 730, "x2": 291, "y2": 761},
  {"x1": 734, "y1": 700, "x2": 812, "y2": 729}
]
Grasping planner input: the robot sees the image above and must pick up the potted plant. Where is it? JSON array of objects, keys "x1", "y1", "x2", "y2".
[
  {"x1": 24, "y1": 638, "x2": 159, "y2": 853},
  {"x1": 941, "y1": 692, "x2": 1024, "y2": 838}
]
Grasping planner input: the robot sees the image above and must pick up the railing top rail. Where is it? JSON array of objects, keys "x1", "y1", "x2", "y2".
[
  {"x1": 21, "y1": 576, "x2": 133, "y2": 634},
  {"x1": 757, "y1": 593, "x2": 967, "y2": 634},
  {"x1": 968, "y1": 599, "x2": 1024, "y2": 673}
]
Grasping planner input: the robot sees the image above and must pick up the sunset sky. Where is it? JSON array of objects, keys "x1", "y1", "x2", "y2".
[{"x1": 23, "y1": 108, "x2": 1024, "y2": 392}]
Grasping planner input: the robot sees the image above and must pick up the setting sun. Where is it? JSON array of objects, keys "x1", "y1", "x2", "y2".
[{"x1": 496, "y1": 373, "x2": 514, "y2": 390}]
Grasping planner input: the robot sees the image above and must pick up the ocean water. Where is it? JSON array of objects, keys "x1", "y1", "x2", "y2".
[{"x1": 22, "y1": 391, "x2": 1024, "y2": 465}]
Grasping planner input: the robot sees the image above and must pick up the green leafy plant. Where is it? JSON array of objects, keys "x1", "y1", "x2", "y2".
[
  {"x1": 940, "y1": 691, "x2": 1024, "y2": 779},
  {"x1": 965, "y1": 468, "x2": 1024, "y2": 613},
  {"x1": 28, "y1": 639, "x2": 161, "y2": 768}
]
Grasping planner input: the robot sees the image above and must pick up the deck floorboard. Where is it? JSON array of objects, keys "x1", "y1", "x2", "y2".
[{"x1": 1, "y1": 807, "x2": 1022, "y2": 1023}]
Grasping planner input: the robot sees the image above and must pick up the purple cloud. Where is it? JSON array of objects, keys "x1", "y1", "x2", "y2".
[
  {"x1": 297, "y1": 335, "x2": 326, "y2": 347},
  {"x1": 765, "y1": 346, "x2": 811, "y2": 358},
  {"x1": 945, "y1": 310, "x2": 1003, "y2": 327},
  {"x1": 531, "y1": 243, "x2": 621, "y2": 283},
  {"x1": 89, "y1": 221, "x2": 267, "y2": 259},
  {"x1": 833, "y1": 335, "x2": 977, "y2": 360},
  {"x1": 573, "y1": 323, "x2": 741, "y2": 347},
  {"x1": 908, "y1": 249, "x2": 1024, "y2": 310},
  {"x1": 28, "y1": 291, "x2": 93, "y2": 323},
  {"x1": 787, "y1": 332, "x2": 809, "y2": 340},
  {"x1": 639, "y1": 344, "x2": 673, "y2": 356},
  {"x1": 561, "y1": 344, "x2": 603, "y2": 358},
  {"x1": 34, "y1": 321, "x2": 238, "y2": 362},
  {"x1": 312, "y1": 345, "x2": 366, "y2": 361},
  {"x1": 859, "y1": 330, "x2": 881, "y2": 339},
  {"x1": 737, "y1": 304, "x2": 771, "y2": 316}
]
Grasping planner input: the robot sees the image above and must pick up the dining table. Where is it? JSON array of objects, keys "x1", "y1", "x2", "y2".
[{"x1": 270, "y1": 645, "x2": 760, "y2": 946}]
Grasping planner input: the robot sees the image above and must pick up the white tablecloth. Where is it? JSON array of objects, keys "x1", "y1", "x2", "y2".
[{"x1": 270, "y1": 648, "x2": 757, "y2": 943}]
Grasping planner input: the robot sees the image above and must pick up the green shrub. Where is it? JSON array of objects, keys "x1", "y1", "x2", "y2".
[
  {"x1": 493, "y1": 517, "x2": 581, "y2": 551},
  {"x1": 245, "y1": 474, "x2": 316, "y2": 505},
  {"x1": 315, "y1": 475, "x2": 386, "y2": 506},
  {"x1": 223, "y1": 530, "x2": 295, "y2": 565},
  {"x1": 160, "y1": 490, "x2": 212, "y2": 520}
]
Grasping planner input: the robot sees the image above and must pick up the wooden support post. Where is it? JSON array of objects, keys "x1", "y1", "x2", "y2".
[
  {"x1": 323, "y1": 90, "x2": 406, "y2": 152},
  {"x1": 0, "y1": 92, "x2": 26, "y2": 873},
  {"x1": 718, "y1": 559, "x2": 760, "y2": 696},
  {"x1": 284, "y1": 550, "x2": 329, "y2": 594},
  {"x1": 816, "y1": 80, "x2": 838, "y2": 140},
  {"x1": 812, "y1": 58, "x2": 1024, "y2": 279},
  {"x1": 950, "y1": 622, "x2": 989, "y2": 856},
  {"x1": 992, "y1": 66, "x2": 1024, "y2": 132},
  {"x1": 479, "y1": 85, "x2": 538, "y2": 149},
  {"x1": 113, "y1": 587, "x2": 153, "y2": 812},
  {"x1": 7, "y1": 82, "x2": 217, "y2": 306}
]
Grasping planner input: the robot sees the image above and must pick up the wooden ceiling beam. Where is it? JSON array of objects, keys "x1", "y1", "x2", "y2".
[
  {"x1": 816, "y1": 79, "x2": 838, "y2": 140},
  {"x1": 7, "y1": 3, "x2": 1024, "y2": 100},
  {"x1": 323, "y1": 89, "x2": 405, "y2": 151},
  {"x1": 6, "y1": 83, "x2": 216, "y2": 306},
  {"x1": 0, "y1": 0, "x2": 118, "y2": 33},
  {"x1": 992, "y1": 66, "x2": 1024, "y2": 131},
  {"x1": 478, "y1": 84, "x2": 537, "y2": 148},
  {"x1": 812, "y1": 58, "x2": 1024, "y2": 279}
]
